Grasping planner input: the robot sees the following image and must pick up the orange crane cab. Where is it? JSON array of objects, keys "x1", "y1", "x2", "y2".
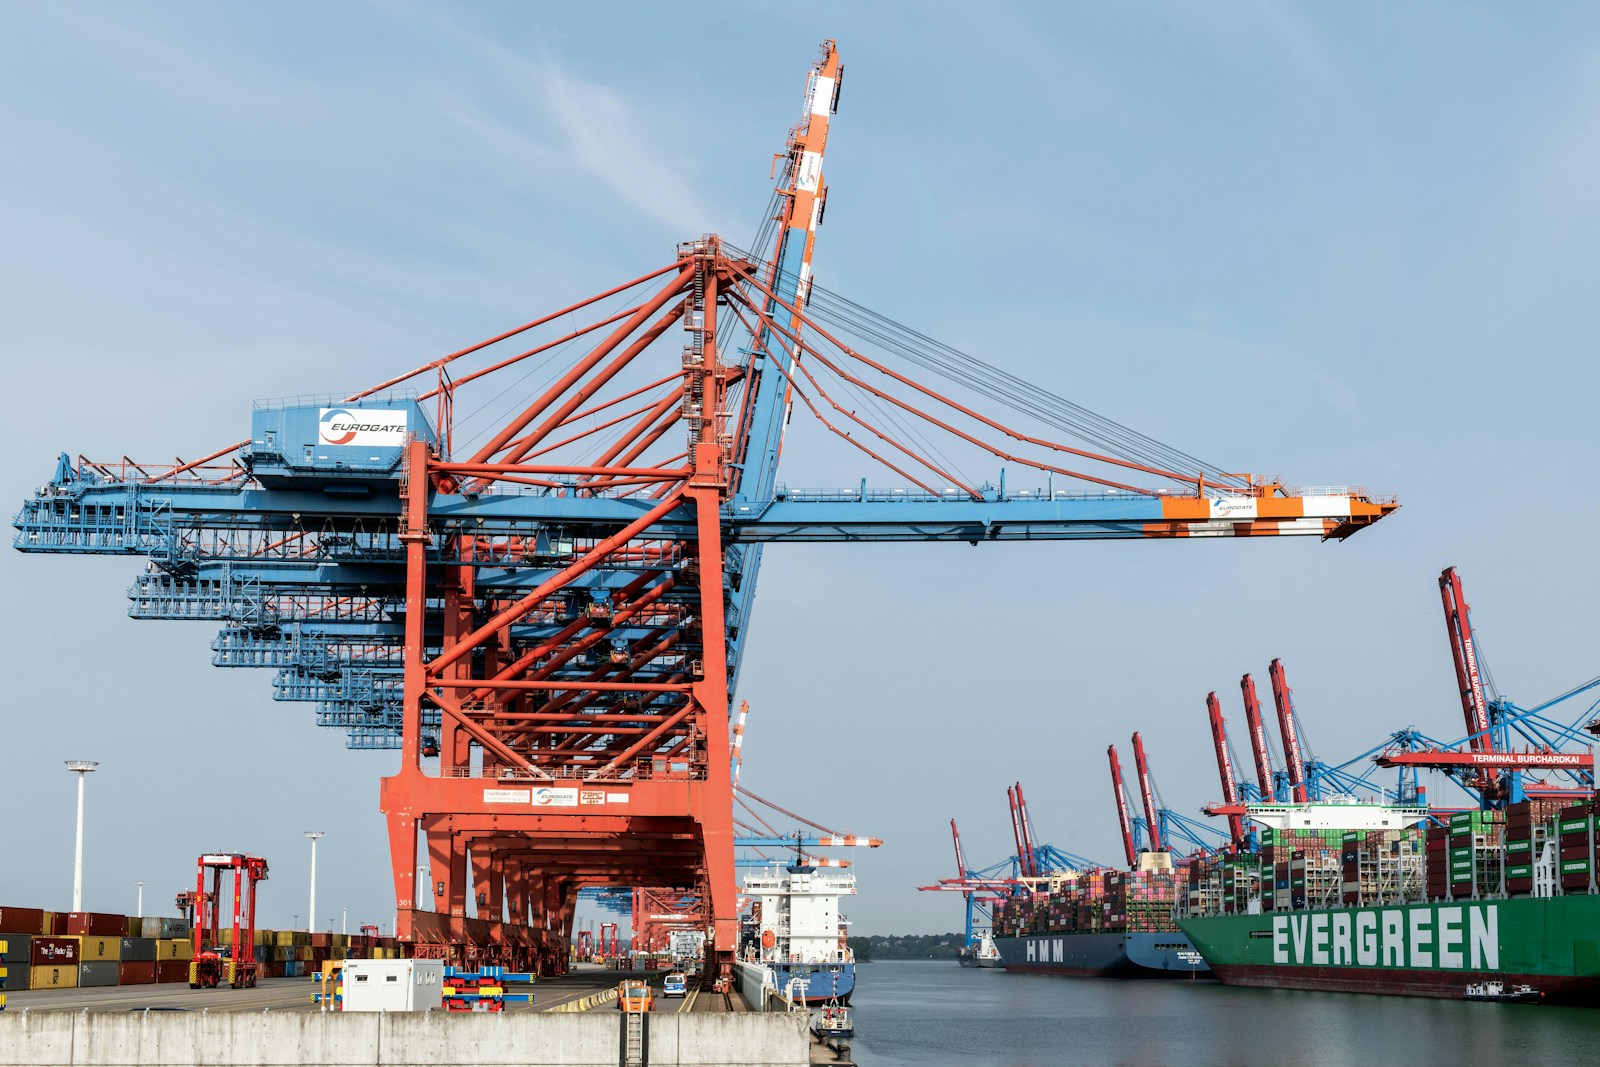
[
  {"x1": 187, "y1": 853, "x2": 269, "y2": 989},
  {"x1": 617, "y1": 979, "x2": 653, "y2": 1013}
]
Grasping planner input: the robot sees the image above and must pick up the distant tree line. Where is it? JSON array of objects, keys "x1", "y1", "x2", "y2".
[{"x1": 847, "y1": 934, "x2": 964, "y2": 961}]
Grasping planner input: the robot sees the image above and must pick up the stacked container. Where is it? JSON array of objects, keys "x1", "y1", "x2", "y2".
[
  {"x1": 1557, "y1": 800, "x2": 1595, "y2": 893},
  {"x1": 1504, "y1": 799, "x2": 1537, "y2": 894}
]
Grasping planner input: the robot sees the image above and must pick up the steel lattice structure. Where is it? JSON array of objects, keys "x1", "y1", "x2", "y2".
[{"x1": 11, "y1": 41, "x2": 1397, "y2": 982}]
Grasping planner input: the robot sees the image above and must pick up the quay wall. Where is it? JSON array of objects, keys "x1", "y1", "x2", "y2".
[{"x1": 0, "y1": 1010, "x2": 809, "y2": 1067}]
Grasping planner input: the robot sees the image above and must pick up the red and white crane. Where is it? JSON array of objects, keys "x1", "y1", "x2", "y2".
[
  {"x1": 1239, "y1": 673, "x2": 1279, "y2": 801},
  {"x1": 1439, "y1": 566, "x2": 1498, "y2": 782},
  {"x1": 1106, "y1": 745, "x2": 1139, "y2": 867},
  {"x1": 1268, "y1": 659, "x2": 1310, "y2": 803},
  {"x1": 1205, "y1": 692, "x2": 1247, "y2": 845},
  {"x1": 1131, "y1": 732, "x2": 1164, "y2": 854},
  {"x1": 1007, "y1": 782, "x2": 1041, "y2": 877}
]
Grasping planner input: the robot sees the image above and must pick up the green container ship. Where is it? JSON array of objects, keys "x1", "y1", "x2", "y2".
[{"x1": 1177, "y1": 798, "x2": 1600, "y2": 1003}]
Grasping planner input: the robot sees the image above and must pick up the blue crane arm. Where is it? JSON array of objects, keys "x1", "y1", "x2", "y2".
[{"x1": 16, "y1": 473, "x2": 1390, "y2": 553}]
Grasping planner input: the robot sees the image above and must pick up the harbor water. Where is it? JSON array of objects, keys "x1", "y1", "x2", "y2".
[{"x1": 846, "y1": 961, "x2": 1600, "y2": 1066}]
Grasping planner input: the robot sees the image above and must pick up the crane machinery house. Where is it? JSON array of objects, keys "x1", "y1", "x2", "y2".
[{"x1": 249, "y1": 398, "x2": 437, "y2": 485}]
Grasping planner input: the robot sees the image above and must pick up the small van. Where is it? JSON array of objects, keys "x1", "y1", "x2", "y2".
[{"x1": 662, "y1": 972, "x2": 688, "y2": 998}]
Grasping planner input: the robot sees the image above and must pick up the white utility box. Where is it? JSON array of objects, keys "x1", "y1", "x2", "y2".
[{"x1": 340, "y1": 959, "x2": 444, "y2": 1012}]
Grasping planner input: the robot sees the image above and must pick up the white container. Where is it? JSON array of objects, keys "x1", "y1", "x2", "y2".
[{"x1": 340, "y1": 959, "x2": 444, "y2": 1012}]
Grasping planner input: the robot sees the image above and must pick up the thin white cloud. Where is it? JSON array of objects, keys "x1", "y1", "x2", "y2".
[{"x1": 376, "y1": 1, "x2": 731, "y2": 237}]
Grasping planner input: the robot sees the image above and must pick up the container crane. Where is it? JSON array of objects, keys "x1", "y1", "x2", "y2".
[
  {"x1": 1106, "y1": 745, "x2": 1139, "y2": 868},
  {"x1": 1204, "y1": 693, "x2": 1248, "y2": 846},
  {"x1": 1440, "y1": 566, "x2": 1496, "y2": 772},
  {"x1": 1362, "y1": 569, "x2": 1600, "y2": 807},
  {"x1": 10, "y1": 37, "x2": 1397, "y2": 979},
  {"x1": 1007, "y1": 783, "x2": 1040, "y2": 877},
  {"x1": 1238, "y1": 674, "x2": 1280, "y2": 802},
  {"x1": 1268, "y1": 659, "x2": 1312, "y2": 802},
  {"x1": 1130, "y1": 732, "x2": 1165, "y2": 853},
  {"x1": 918, "y1": 787, "x2": 1105, "y2": 934}
]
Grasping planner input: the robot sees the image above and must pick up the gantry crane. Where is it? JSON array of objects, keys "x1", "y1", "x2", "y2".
[
  {"x1": 11, "y1": 40, "x2": 1395, "y2": 979},
  {"x1": 1268, "y1": 659, "x2": 1313, "y2": 802},
  {"x1": 1106, "y1": 745, "x2": 1139, "y2": 868},
  {"x1": 918, "y1": 788, "x2": 1103, "y2": 936},
  {"x1": 1204, "y1": 693, "x2": 1248, "y2": 847},
  {"x1": 1371, "y1": 567, "x2": 1598, "y2": 806},
  {"x1": 1238, "y1": 673, "x2": 1279, "y2": 802},
  {"x1": 1129, "y1": 732, "x2": 1230, "y2": 857}
]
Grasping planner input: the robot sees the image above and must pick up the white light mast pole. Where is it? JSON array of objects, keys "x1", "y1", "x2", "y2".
[
  {"x1": 136, "y1": 880, "x2": 147, "y2": 918},
  {"x1": 64, "y1": 761, "x2": 99, "y2": 912},
  {"x1": 304, "y1": 832, "x2": 325, "y2": 932}
]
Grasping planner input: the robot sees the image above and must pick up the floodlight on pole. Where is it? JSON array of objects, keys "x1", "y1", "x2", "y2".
[
  {"x1": 64, "y1": 760, "x2": 98, "y2": 912},
  {"x1": 304, "y1": 832, "x2": 325, "y2": 932},
  {"x1": 136, "y1": 880, "x2": 147, "y2": 918}
]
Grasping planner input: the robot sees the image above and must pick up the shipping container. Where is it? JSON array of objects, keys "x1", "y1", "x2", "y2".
[
  {"x1": 155, "y1": 939, "x2": 193, "y2": 961},
  {"x1": 0, "y1": 908, "x2": 47, "y2": 936},
  {"x1": 65, "y1": 912, "x2": 127, "y2": 938},
  {"x1": 154, "y1": 960, "x2": 190, "y2": 984},
  {"x1": 118, "y1": 961, "x2": 156, "y2": 985},
  {"x1": 71, "y1": 935, "x2": 121, "y2": 962},
  {"x1": 32, "y1": 937, "x2": 79, "y2": 966},
  {"x1": 30, "y1": 964, "x2": 78, "y2": 989},
  {"x1": 120, "y1": 937, "x2": 157, "y2": 962},
  {"x1": 78, "y1": 961, "x2": 119, "y2": 988},
  {"x1": 0, "y1": 935, "x2": 29, "y2": 991}
]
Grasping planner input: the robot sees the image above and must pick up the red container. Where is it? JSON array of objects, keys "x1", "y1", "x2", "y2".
[
  {"x1": 118, "y1": 962, "x2": 156, "y2": 985},
  {"x1": 65, "y1": 913, "x2": 127, "y2": 938},
  {"x1": 32, "y1": 936, "x2": 80, "y2": 965},
  {"x1": 310, "y1": 932, "x2": 332, "y2": 949},
  {"x1": 154, "y1": 960, "x2": 189, "y2": 984},
  {"x1": 48, "y1": 913, "x2": 68, "y2": 935},
  {"x1": 0, "y1": 907, "x2": 47, "y2": 936}
]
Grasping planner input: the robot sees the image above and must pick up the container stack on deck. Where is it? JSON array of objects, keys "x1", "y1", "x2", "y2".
[
  {"x1": 1556, "y1": 798, "x2": 1597, "y2": 893},
  {"x1": 0, "y1": 906, "x2": 405, "y2": 993},
  {"x1": 992, "y1": 868, "x2": 1184, "y2": 937},
  {"x1": 1425, "y1": 810, "x2": 1505, "y2": 900}
]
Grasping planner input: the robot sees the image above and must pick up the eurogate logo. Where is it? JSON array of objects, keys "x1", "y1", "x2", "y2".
[{"x1": 317, "y1": 407, "x2": 408, "y2": 447}]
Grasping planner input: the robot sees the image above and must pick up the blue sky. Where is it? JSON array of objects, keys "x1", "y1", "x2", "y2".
[{"x1": 2, "y1": 2, "x2": 1598, "y2": 936}]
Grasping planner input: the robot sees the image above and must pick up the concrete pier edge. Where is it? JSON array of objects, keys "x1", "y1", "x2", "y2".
[{"x1": 0, "y1": 1010, "x2": 810, "y2": 1067}]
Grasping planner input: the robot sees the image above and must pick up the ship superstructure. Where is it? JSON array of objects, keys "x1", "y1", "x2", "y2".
[{"x1": 740, "y1": 865, "x2": 856, "y2": 1004}]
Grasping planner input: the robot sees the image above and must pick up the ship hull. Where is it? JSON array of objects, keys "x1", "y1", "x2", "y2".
[
  {"x1": 1178, "y1": 894, "x2": 1600, "y2": 1004},
  {"x1": 995, "y1": 932, "x2": 1211, "y2": 978},
  {"x1": 768, "y1": 961, "x2": 855, "y2": 1005}
]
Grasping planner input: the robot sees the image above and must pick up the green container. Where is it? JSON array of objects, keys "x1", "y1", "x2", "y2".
[
  {"x1": 1560, "y1": 859, "x2": 1590, "y2": 876},
  {"x1": 1506, "y1": 839, "x2": 1532, "y2": 855},
  {"x1": 1451, "y1": 870, "x2": 1474, "y2": 883},
  {"x1": 1506, "y1": 865, "x2": 1534, "y2": 878},
  {"x1": 1558, "y1": 818, "x2": 1592, "y2": 836}
]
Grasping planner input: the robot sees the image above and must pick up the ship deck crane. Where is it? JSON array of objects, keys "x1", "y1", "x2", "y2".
[{"x1": 10, "y1": 38, "x2": 1396, "y2": 977}]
